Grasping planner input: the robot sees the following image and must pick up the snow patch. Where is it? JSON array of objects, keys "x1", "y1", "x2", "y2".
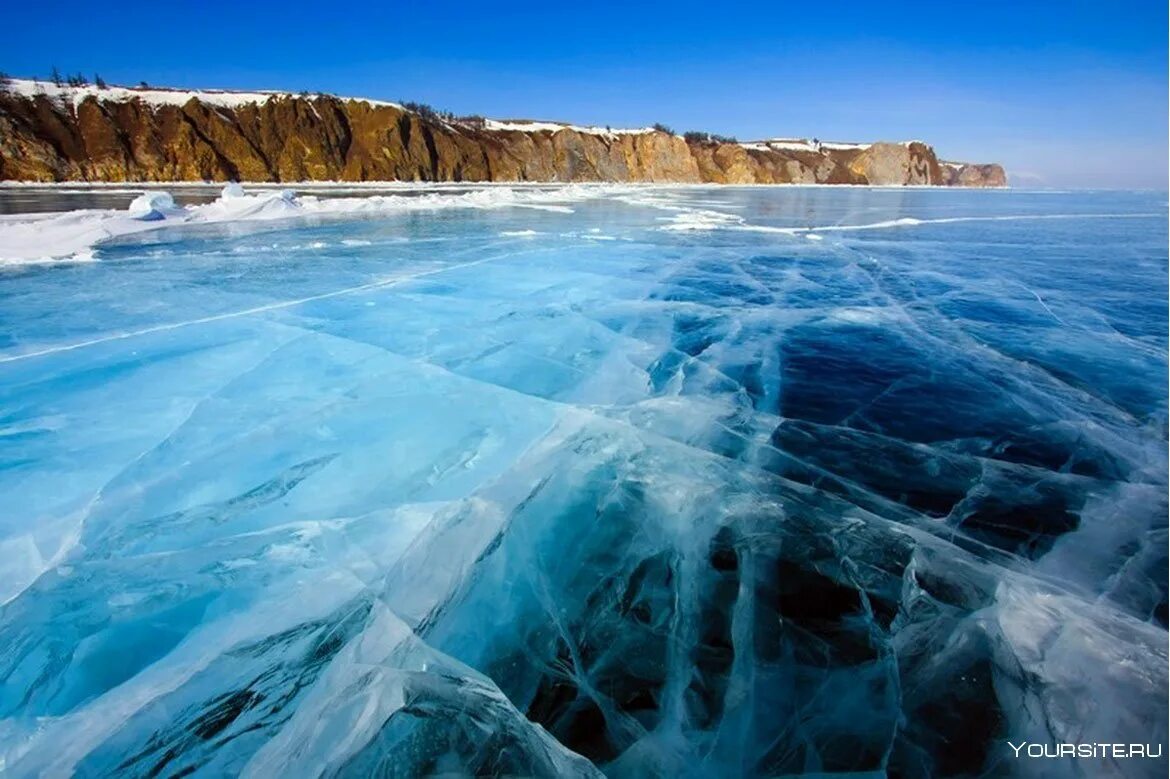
[
  {"x1": 665, "y1": 212, "x2": 1163, "y2": 237},
  {"x1": 738, "y1": 138, "x2": 904, "y2": 153},
  {"x1": 483, "y1": 119, "x2": 655, "y2": 137},
  {"x1": 1, "y1": 78, "x2": 400, "y2": 110},
  {"x1": 741, "y1": 138, "x2": 872, "y2": 153},
  {"x1": 658, "y1": 209, "x2": 746, "y2": 232}
]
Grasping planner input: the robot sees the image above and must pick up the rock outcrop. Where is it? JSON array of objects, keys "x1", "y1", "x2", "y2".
[
  {"x1": 0, "y1": 81, "x2": 1006, "y2": 186},
  {"x1": 939, "y1": 161, "x2": 1009, "y2": 188}
]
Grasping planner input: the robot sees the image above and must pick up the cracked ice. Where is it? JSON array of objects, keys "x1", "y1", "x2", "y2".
[{"x1": 0, "y1": 185, "x2": 1166, "y2": 778}]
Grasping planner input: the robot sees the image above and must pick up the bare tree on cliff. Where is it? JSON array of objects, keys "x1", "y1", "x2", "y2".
[
  {"x1": 95, "y1": 74, "x2": 107, "y2": 89},
  {"x1": 51, "y1": 66, "x2": 62, "y2": 87}
]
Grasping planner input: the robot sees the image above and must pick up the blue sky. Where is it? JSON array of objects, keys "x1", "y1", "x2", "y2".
[{"x1": 4, "y1": 0, "x2": 1166, "y2": 187}]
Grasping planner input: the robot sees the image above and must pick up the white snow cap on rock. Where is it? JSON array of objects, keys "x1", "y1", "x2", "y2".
[
  {"x1": 483, "y1": 119, "x2": 656, "y2": 137},
  {"x1": 0, "y1": 78, "x2": 401, "y2": 110}
]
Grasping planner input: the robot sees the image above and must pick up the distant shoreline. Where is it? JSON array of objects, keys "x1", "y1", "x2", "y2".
[{"x1": 0, "y1": 180, "x2": 1013, "y2": 189}]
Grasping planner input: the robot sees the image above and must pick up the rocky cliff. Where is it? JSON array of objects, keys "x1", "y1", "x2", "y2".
[{"x1": 0, "y1": 81, "x2": 1006, "y2": 186}]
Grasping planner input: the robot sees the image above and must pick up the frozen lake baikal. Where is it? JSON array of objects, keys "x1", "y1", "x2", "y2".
[{"x1": 0, "y1": 184, "x2": 1166, "y2": 777}]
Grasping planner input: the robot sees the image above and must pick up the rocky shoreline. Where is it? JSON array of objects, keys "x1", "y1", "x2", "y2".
[{"x1": 0, "y1": 81, "x2": 1006, "y2": 187}]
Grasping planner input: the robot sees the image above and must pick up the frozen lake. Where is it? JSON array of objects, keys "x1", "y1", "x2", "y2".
[{"x1": 0, "y1": 184, "x2": 1166, "y2": 777}]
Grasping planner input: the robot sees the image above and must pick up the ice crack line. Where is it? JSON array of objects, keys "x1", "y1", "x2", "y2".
[
  {"x1": 765, "y1": 212, "x2": 1165, "y2": 235},
  {"x1": 0, "y1": 254, "x2": 506, "y2": 365}
]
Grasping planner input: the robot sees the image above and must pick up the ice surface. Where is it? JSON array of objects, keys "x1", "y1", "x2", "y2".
[
  {"x1": 0, "y1": 186, "x2": 1166, "y2": 777},
  {"x1": 0, "y1": 183, "x2": 629, "y2": 265}
]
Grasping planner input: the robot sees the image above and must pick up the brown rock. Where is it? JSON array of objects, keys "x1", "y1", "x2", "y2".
[{"x1": 0, "y1": 87, "x2": 1005, "y2": 186}]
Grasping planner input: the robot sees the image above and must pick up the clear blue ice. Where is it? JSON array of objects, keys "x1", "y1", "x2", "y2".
[{"x1": 0, "y1": 186, "x2": 1166, "y2": 777}]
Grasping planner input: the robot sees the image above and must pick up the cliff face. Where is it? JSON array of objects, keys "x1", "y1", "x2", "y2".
[{"x1": 0, "y1": 84, "x2": 1006, "y2": 186}]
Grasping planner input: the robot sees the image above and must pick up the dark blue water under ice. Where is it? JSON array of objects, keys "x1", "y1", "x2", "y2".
[{"x1": 0, "y1": 186, "x2": 1166, "y2": 777}]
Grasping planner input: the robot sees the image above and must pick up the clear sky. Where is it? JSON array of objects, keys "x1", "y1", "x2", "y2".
[{"x1": 4, "y1": 0, "x2": 1166, "y2": 187}]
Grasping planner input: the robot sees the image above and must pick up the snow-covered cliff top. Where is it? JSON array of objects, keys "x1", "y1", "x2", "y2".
[
  {"x1": 739, "y1": 138, "x2": 932, "y2": 153},
  {"x1": 482, "y1": 119, "x2": 656, "y2": 137},
  {"x1": 0, "y1": 78, "x2": 400, "y2": 110}
]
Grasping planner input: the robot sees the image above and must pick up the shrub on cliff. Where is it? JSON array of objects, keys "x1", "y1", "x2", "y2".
[
  {"x1": 684, "y1": 130, "x2": 739, "y2": 145},
  {"x1": 401, "y1": 101, "x2": 459, "y2": 124},
  {"x1": 652, "y1": 122, "x2": 675, "y2": 135},
  {"x1": 398, "y1": 102, "x2": 473, "y2": 126}
]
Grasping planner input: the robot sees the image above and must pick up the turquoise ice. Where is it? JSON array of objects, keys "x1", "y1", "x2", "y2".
[{"x1": 0, "y1": 185, "x2": 1166, "y2": 777}]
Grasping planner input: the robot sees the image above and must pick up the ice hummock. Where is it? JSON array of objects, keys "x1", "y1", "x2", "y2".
[
  {"x1": 0, "y1": 182, "x2": 631, "y2": 265},
  {"x1": 127, "y1": 191, "x2": 183, "y2": 220},
  {"x1": 0, "y1": 185, "x2": 1166, "y2": 777}
]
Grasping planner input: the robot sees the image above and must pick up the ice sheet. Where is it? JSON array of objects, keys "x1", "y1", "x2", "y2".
[
  {"x1": 0, "y1": 183, "x2": 635, "y2": 265},
  {"x1": 0, "y1": 185, "x2": 1166, "y2": 777}
]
